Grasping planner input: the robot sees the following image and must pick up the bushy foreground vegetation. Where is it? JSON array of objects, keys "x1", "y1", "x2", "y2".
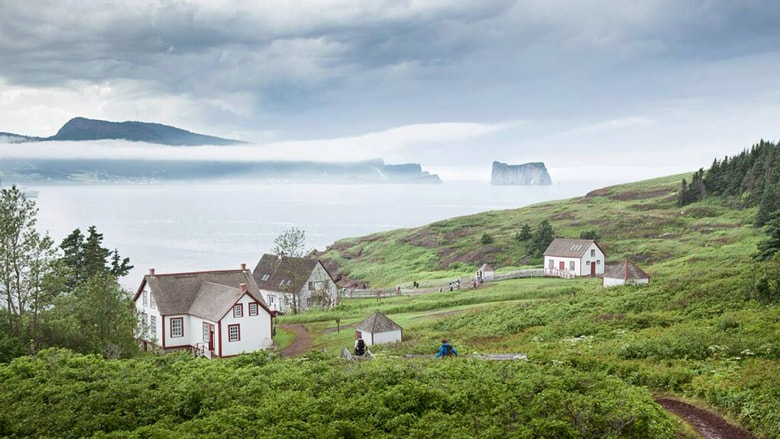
[{"x1": 0, "y1": 348, "x2": 678, "y2": 438}]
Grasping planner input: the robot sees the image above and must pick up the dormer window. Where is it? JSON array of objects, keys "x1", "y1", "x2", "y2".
[{"x1": 261, "y1": 274, "x2": 270, "y2": 282}]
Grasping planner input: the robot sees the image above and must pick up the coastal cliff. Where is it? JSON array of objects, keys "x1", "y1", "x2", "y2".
[{"x1": 491, "y1": 161, "x2": 552, "y2": 185}]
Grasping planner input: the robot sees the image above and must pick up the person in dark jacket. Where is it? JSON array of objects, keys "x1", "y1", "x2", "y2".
[
  {"x1": 354, "y1": 336, "x2": 367, "y2": 356},
  {"x1": 434, "y1": 339, "x2": 458, "y2": 358}
]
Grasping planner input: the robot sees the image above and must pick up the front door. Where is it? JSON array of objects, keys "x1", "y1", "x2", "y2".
[
  {"x1": 208, "y1": 325, "x2": 215, "y2": 352},
  {"x1": 559, "y1": 261, "x2": 565, "y2": 271},
  {"x1": 590, "y1": 262, "x2": 596, "y2": 276}
]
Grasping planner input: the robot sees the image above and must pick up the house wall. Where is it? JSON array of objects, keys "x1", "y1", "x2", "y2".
[
  {"x1": 544, "y1": 243, "x2": 605, "y2": 277},
  {"x1": 134, "y1": 288, "x2": 162, "y2": 347},
  {"x1": 219, "y1": 293, "x2": 273, "y2": 357},
  {"x1": 261, "y1": 289, "x2": 293, "y2": 314},
  {"x1": 370, "y1": 330, "x2": 402, "y2": 345},
  {"x1": 603, "y1": 277, "x2": 650, "y2": 288},
  {"x1": 299, "y1": 264, "x2": 338, "y2": 311},
  {"x1": 163, "y1": 314, "x2": 193, "y2": 349}
]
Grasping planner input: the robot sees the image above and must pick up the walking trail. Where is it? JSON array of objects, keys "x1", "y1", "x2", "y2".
[{"x1": 277, "y1": 324, "x2": 312, "y2": 358}]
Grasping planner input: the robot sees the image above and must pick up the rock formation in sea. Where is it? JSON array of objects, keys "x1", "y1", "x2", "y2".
[{"x1": 490, "y1": 161, "x2": 552, "y2": 185}]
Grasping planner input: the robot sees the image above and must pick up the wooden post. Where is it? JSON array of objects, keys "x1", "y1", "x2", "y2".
[{"x1": 336, "y1": 318, "x2": 341, "y2": 333}]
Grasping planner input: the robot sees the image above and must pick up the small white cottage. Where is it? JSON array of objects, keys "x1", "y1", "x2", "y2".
[
  {"x1": 602, "y1": 259, "x2": 650, "y2": 287},
  {"x1": 355, "y1": 311, "x2": 403, "y2": 346},
  {"x1": 543, "y1": 238, "x2": 606, "y2": 277}
]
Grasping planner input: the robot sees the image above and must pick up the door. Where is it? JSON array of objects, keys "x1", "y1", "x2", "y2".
[
  {"x1": 590, "y1": 261, "x2": 596, "y2": 276},
  {"x1": 208, "y1": 325, "x2": 215, "y2": 352},
  {"x1": 559, "y1": 261, "x2": 565, "y2": 271}
]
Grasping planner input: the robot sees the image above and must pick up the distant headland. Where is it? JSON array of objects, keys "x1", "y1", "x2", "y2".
[{"x1": 0, "y1": 117, "x2": 442, "y2": 184}]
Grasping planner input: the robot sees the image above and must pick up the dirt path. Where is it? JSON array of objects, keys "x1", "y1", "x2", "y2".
[
  {"x1": 278, "y1": 324, "x2": 312, "y2": 358},
  {"x1": 656, "y1": 398, "x2": 753, "y2": 439}
]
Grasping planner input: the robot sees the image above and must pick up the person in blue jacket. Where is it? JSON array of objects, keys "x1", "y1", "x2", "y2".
[{"x1": 434, "y1": 339, "x2": 458, "y2": 358}]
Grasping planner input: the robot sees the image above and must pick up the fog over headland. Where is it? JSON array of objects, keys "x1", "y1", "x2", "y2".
[{"x1": 1, "y1": 1, "x2": 779, "y2": 183}]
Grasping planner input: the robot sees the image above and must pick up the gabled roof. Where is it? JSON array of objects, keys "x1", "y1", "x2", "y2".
[
  {"x1": 134, "y1": 267, "x2": 270, "y2": 318},
  {"x1": 356, "y1": 311, "x2": 402, "y2": 333},
  {"x1": 252, "y1": 253, "x2": 332, "y2": 294},
  {"x1": 543, "y1": 238, "x2": 604, "y2": 258},
  {"x1": 603, "y1": 259, "x2": 650, "y2": 280}
]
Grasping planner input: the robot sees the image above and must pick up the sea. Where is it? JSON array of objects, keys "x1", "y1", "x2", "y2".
[{"x1": 28, "y1": 180, "x2": 621, "y2": 290}]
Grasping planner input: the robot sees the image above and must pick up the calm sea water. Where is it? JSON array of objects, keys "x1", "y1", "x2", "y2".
[{"x1": 30, "y1": 181, "x2": 616, "y2": 289}]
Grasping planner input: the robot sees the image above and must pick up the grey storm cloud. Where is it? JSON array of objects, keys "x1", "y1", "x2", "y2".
[{"x1": 1, "y1": 0, "x2": 780, "y2": 180}]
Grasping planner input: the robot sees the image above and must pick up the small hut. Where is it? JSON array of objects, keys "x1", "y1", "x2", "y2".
[
  {"x1": 355, "y1": 311, "x2": 402, "y2": 345},
  {"x1": 602, "y1": 259, "x2": 650, "y2": 287},
  {"x1": 478, "y1": 263, "x2": 495, "y2": 281}
]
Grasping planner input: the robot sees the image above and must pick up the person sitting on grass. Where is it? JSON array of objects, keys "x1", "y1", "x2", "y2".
[
  {"x1": 434, "y1": 339, "x2": 458, "y2": 358},
  {"x1": 354, "y1": 336, "x2": 366, "y2": 356}
]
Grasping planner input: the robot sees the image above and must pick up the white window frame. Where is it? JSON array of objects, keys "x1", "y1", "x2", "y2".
[
  {"x1": 249, "y1": 302, "x2": 258, "y2": 316},
  {"x1": 228, "y1": 324, "x2": 240, "y2": 342},
  {"x1": 170, "y1": 318, "x2": 184, "y2": 338},
  {"x1": 233, "y1": 304, "x2": 243, "y2": 318}
]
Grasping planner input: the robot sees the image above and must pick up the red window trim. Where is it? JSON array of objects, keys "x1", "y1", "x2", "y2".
[
  {"x1": 170, "y1": 317, "x2": 184, "y2": 338},
  {"x1": 228, "y1": 324, "x2": 240, "y2": 342},
  {"x1": 233, "y1": 304, "x2": 243, "y2": 318},
  {"x1": 248, "y1": 302, "x2": 258, "y2": 316}
]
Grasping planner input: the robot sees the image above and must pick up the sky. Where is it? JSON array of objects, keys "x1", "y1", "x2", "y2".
[{"x1": 1, "y1": 0, "x2": 780, "y2": 182}]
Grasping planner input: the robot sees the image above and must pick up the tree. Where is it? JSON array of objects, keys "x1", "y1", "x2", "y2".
[
  {"x1": 272, "y1": 227, "x2": 306, "y2": 258},
  {"x1": 49, "y1": 272, "x2": 138, "y2": 358},
  {"x1": 529, "y1": 220, "x2": 555, "y2": 256},
  {"x1": 480, "y1": 232, "x2": 494, "y2": 245},
  {"x1": 757, "y1": 214, "x2": 780, "y2": 261},
  {"x1": 58, "y1": 226, "x2": 133, "y2": 289},
  {"x1": 515, "y1": 223, "x2": 532, "y2": 241},
  {"x1": 0, "y1": 186, "x2": 56, "y2": 341},
  {"x1": 271, "y1": 227, "x2": 309, "y2": 313},
  {"x1": 579, "y1": 230, "x2": 600, "y2": 240}
]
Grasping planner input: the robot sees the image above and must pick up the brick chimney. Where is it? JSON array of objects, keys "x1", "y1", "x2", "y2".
[
  {"x1": 239, "y1": 283, "x2": 247, "y2": 292},
  {"x1": 240, "y1": 263, "x2": 246, "y2": 270},
  {"x1": 149, "y1": 268, "x2": 155, "y2": 276}
]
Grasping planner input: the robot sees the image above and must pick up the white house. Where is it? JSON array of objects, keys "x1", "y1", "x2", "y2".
[
  {"x1": 133, "y1": 264, "x2": 274, "y2": 358},
  {"x1": 355, "y1": 311, "x2": 403, "y2": 346},
  {"x1": 602, "y1": 259, "x2": 650, "y2": 287},
  {"x1": 252, "y1": 254, "x2": 339, "y2": 313},
  {"x1": 543, "y1": 238, "x2": 606, "y2": 277}
]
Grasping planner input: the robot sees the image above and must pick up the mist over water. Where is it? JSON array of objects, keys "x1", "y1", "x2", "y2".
[{"x1": 30, "y1": 180, "x2": 619, "y2": 289}]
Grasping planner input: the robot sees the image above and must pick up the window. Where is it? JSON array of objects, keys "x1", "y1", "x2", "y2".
[
  {"x1": 150, "y1": 295, "x2": 156, "y2": 309},
  {"x1": 170, "y1": 318, "x2": 184, "y2": 338},
  {"x1": 586, "y1": 261, "x2": 591, "y2": 265},
  {"x1": 591, "y1": 249, "x2": 595, "y2": 257},
  {"x1": 249, "y1": 302, "x2": 258, "y2": 316},
  {"x1": 202, "y1": 322, "x2": 210, "y2": 342},
  {"x1": 269, "y1": 295, "x2": 275, "y2": 305},
  {"x1": 308, "y1": 281, "x2": 314, "y2": 291},
  {"x1": 261, "y1": 274, "x2": 270, "y2": 281},
  {"x1": 548, "y1": 259, "x2": 554, "y2": 269},
  {"x1": 228, "y1": 324, "x2": 240, "y2": 342},
  {"x1": 233, "y1": 304, "x2": 243, "y2": 318},
  {"x1": 142, "y1": 290, "x2": 148, "y2": 307},
  {"x1": 150, "y1": 315, "x2": 157, "y2": 338},
  {"x1": 569, "y1": 261, "x2": 575, "y2": 271},
  {"x1": 141, "y1": 312, "x2": 148, "y2": 336}
]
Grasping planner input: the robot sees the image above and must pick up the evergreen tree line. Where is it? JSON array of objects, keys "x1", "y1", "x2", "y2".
[
  {"x1": 678, "y1": 139, "x2": 780, "y2": 227},
  {"x1": 0, "y1": 186, "x2": 136, "y2": 362}
]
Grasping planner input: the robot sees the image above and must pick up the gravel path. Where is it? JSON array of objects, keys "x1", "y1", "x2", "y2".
[{"x1": 277, "y1": 324, "x2": 312, "y2": 358}]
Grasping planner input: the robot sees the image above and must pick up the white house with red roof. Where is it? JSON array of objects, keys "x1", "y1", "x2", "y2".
[
  {"x1": 133, "y1": 263, "x2": 273, "y2": 358},
  {"x1": 543, "y1": 238, "x2": 606, "y2": 277}
]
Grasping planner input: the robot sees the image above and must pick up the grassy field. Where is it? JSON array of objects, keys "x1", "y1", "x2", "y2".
[{"x1": 276, "y1": 174, "x2": 780, "y2": 437}]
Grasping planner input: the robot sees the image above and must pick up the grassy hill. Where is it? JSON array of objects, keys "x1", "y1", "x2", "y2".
[{"x1": 288, "y1": 173, "x2": 776, "y2": 437}]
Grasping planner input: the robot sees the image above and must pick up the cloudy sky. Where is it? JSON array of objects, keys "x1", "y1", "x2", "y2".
[{"x1": 1, "y1": 0, "x2": 779, "y2": 182}]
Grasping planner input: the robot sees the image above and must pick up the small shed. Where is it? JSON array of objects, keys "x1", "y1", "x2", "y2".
[
  {"x1": 478, "y1": 263, "x2": 495, "y2": 281},
  {"x1": 602, "y1": 259, "x2": 650, "y2": 287},
  {"x1": 355, "y1": 311, "x2": 402, "y2": 346}
]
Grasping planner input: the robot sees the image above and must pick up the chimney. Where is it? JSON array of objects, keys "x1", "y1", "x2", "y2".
[
  {"x1": 239, "y1": 283, "x2": 247, "y2": 292},
  {"x1": 149, "y1": 268, "x2": 155, "y2": 276},
  {"x1": 240, "y1": 263, "x2": 246, "y2": 271}
]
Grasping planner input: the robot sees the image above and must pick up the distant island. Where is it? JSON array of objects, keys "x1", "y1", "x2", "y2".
[
  {"x1": 0, "y1": 117, "x2": 243, "y2": 146},
  {"x1": 0, "y1": 117, "x2": 441, "y2": 184},
  {"x1": 491, "y1": 161, "x2": 551, "y2": 185}
]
